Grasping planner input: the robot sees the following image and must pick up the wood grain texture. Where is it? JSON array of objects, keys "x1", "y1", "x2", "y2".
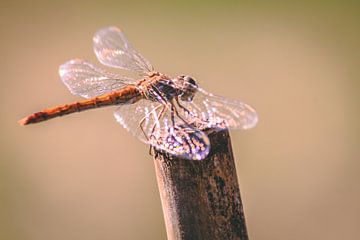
[{"x1": 153, "y1": 129, "x2": 248, "y2": 240}]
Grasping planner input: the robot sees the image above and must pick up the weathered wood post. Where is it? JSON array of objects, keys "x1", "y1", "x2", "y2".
[{"x1": 153, "y1": 129, "x2": 249, "y2": 240}]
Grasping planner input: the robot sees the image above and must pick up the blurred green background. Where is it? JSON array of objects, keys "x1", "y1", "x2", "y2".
[{"x1": 1, "y1": 0, "x2": 359, "y2": 239}]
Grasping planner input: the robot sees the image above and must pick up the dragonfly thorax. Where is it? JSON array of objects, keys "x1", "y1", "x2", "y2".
[
  {"x1": 148, "y1": 75, "x2": 198, "y2": 103},
  {"x1": 152, "y1": 79, "x2": 180, "y2": 101}
]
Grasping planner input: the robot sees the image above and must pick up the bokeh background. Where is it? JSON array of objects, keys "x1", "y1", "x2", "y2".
[{"x1": 1, "y1": 0, "x2": 359, "y2": 239}]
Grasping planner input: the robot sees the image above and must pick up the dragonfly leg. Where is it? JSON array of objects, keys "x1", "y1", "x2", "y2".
[
  {"x1": 139, "y1": 104, "x2": 163, "y2": 142},
  {"x1": 170, "y1": 104, "x2": 198, "y2": 156},
  {"x1": 170, "y1": 106, "x2": 176, "y2": 127},
  {"x1": 139, "y1": 116, "x2": 149, "y2": 141},
  {"x1": 171, "y1": 100, "x2": 192, "y2": 127},
  {"x1": 175, "y1": 97, "x2": 192, "y2": 116},
  {"x1": 140, "y1": 104, "x2": 166, "y2": 158},
  {"x1": 175, "y1": 97, "x2": 206, "y2": 129},
  {"x1": 148, "y1": 145, "x2": 155, "y2": 157},
  {"x1": 149, "y1": 104, "x2": 167, "y2": 141}
]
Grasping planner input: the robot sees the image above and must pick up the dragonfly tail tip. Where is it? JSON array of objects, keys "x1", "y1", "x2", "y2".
[{"x1": 18, "y1": 117, "x2": 30, "y2": 126}]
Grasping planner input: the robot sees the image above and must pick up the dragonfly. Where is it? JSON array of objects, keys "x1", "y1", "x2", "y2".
[{"x1": 19, "y1": 26, "x2": 258, "y2": 160}]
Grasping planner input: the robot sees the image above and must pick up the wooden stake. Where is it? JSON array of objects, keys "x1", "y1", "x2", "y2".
[{"x1": 153, "y1": 129, "x2": 249, "y2": 240}]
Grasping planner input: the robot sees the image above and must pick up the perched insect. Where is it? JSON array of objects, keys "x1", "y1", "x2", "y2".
[{"x1": 19, "y1": 26, "x2": 258, "y2": 160}]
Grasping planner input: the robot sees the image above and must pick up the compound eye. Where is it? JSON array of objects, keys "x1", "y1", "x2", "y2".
[{"x1": 184, "y1": 76, "x2": 196, "y2": 85}]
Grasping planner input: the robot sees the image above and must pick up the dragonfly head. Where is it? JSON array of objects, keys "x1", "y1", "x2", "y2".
[{"x1": 178, "y1": 75, "x2": 198, "y2": 102}]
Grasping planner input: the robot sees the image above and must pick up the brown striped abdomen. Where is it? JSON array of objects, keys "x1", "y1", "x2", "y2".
[{"x1": 19, "y1": 86, "x2": 141, "y2": 125}]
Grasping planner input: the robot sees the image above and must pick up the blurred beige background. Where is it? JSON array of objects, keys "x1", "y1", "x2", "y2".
[{"x1": 1, "y1": 0, "x2": 359, "y2": 239}]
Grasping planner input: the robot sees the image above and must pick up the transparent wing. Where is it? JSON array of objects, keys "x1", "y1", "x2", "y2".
[
  {"x1": 93, "y1": 26, "x2": 154, "y2": 74},
  {"x1": 178, "y1": 87, "x2": 258, "y2": 130},
  {"x1": 59, "y1": 59, "x2": 135, "y2": 99},
  {"x1": 114, "y1": 99, "x2": 160, "y2": 144},
  {"x1": 114, "y1": 99, "x2": 210, "y2": 160}
]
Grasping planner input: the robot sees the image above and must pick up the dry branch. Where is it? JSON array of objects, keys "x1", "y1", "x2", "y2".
[{"x1": 153, "y1": 129, "x2": 248, "y2": 240}]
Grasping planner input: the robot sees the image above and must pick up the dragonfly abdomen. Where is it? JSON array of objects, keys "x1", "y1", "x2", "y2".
[{"x1": 19, "y1": 86, "x2": 141, "y2": 125}]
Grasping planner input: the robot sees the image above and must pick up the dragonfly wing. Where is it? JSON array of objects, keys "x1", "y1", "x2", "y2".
[
  {"x1": 114, "y1": 99, "x2": 161, "y2": 144},
  {"x1": 93, "y1": 26, "x2": 154, "y2": 74},
  {"x1": 59, "y1": 59, "x2": 135, "y2": 99},
  {"x1": 114, "y1": 100, "x2": 210, "y2": 160},
  {"x1": 178, "y1": 87, "x2": 258, "y2": 130}
]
